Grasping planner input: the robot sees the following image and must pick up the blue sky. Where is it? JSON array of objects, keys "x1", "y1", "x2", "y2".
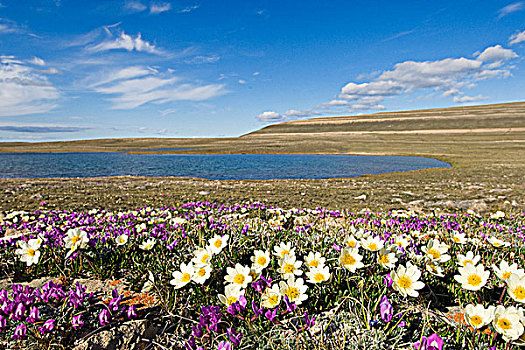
[{"x1": 0, "y1": 0, "x2": 524, "y2": 141}]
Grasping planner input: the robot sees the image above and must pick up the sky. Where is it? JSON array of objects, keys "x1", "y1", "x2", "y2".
[{"x1": 0, "y1": 0, "x2": 524, "y2": 142}]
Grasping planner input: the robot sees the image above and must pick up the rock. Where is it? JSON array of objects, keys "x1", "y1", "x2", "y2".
[
  {"x1": 425, "y1": 199, "x2": 488, "y2": 213},
  {"x1": 73, "y1": 319, "x2": 158, "y2": 350},
  {"x1": 198, "y1": 191, "x2": 210, "y2": 195},
  {"x1": 354, "y1": 194, "x2": 367, "y2": 200}
]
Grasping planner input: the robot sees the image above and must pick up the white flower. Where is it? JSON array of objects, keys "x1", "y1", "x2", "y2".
[
  {"x1": 426, "y1": 262, "x2": 445, "y2": 278},
  {"x1": 278, "y1": 254, "x2": 303, "y2": 279},
  {"x1": 464, "y1": 304, "x2": 495, "y2": 329},
  {"x1": 451, "y1": 232, "x2": 467, "y2": 244},
  {"x1": 304, "y1": 251, "x2": 326, "y2": 270},
  {"x1": 225, "y1": 263, "x2": 252, "y2": 289},
  {"x1": 391, "y1": 262, "x2": 425, "y2": 298},
  {"x1": 361, "y1": 235, "x2": 384, "y2": 252},
  {"x1": 454, "y1": 264, "x2": 490, "y2": 291},
  {"x1": 261, "y1": 284, "x2": 281, "y2": 309},
  {"x1": 136, "y1": 222, "x2": 147, "y2": 233},
  {"x1": 507, "y1": 274, "x2": 525, "y2": 304},
  {"x1": 279, "y1": 276, "x2": 308, "y2": 305},
  {"x1": 377, "y1": 248, "x2": 398, "y2": 269},
  {"x1": 218, "y1": 284, "x2": 245, "y2": 306},
  {"x1": 306, "y1": 265, "x2": 331, "y2": 284},
  {"x1": 115, "y1": 234, "x2": 129, "y2": 246},
  {"x1": 141, "y1": 271, "x2": 155, "y2": 293},
  {"x1": 339, "y1": 248, "x2": 364, "y2": 272},
  {"x1": 457, "y1": 251, "x2": 481, "y2": 268},
  {"x1": 343, "y1": 235, "x2": 360, "y2": 249},
  {"x1": 251, "y1": 250, "x2": 271, "y2": 272},
  {"x1": 493, "y1": 305, "x2": 524, "y2": 342},
  {"x1": 139, "y1": 238, "x2": 156, "y2": 251},
  {"x1": 170, "y1": 217, "x2": 187, "y2": 226},
  {"x1": 193, "y1": 264, "x2": 212, "y2": 285},
  {"x1": 490, "y1": 211, "x2": 505, "y2": 219},
  {"x1": 170, "y1": 262, "x2": 194, "y2": 289},
  {"x1": 493, "y1": 260, "x2": 524, "y2": 282},
  {"x1": 488, "y1": 236, "x2": 510, "y2": 248},
  {"x1": 394, "y1": 235, "x2": 410, "y2": 249},
  {"x1": 421, "y1": 239, "x2": 450, "y2": 263},
  {"x1": 15, "y1": 240, "x2": 41, "y2": 266},
  {"x1": 64, "y1": 228, "x2": 89, "y2": 251},
  {"x1": 191, "y1": 247, "x2": 213, "y2": 267},
  {"x1": 207, "y1": 234, "x2": 229, "y2": 255},
  {"x1": 273, "y1": 242, "x2": 295, "y2": 259}
]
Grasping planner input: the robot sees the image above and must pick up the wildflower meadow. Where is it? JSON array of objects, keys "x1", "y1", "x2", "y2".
[{"x1": 1, "y1": 203, "x2": 524, "y2": 349}]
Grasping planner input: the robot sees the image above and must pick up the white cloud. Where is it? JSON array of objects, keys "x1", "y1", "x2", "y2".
[
  {"x1": 0, "y1": 18, "x2": 21, "y2": 34},
  {"x1": 510, "y1": 30, "x2": 525, "y2": 45},
  {"x1": 185, "y1": 55, "x2": 220, "y2": 64},
  {"x1": 238, "y1": 79, "x2": 246, "y2": 84},
  {"x1": 178, "y1": 5, "x2": 199, "y2": 13},
  {"x1": 41, "y1": 68, "x2": 61, "y2": 75},
  {"x1": 88, "y1": 31, "x2": 163, "y2": 55},
  {"x1": 256, "y1": 111, "x2": 283, "y2": 122},
  {"x1": 124, "y1": 1, "x2": 147, "y2": 12},
  {"x1": 30, "y1": 57, "x2": 45, "y2": 66},
  {"x1": 453, "y1": 95, "x2": 485, "y2": 103},
  {"x1": 475, "y1": 45, "x2": 518, "y2": 62},
  {"x1": 0, "y1": 56, "x2": 59, "y2": 116},
  {"x1": 93, "y1": 67, "x2": 227, "y2": 109},
  {"x1": 150, "y1": 2, "x2": 171, "y2": 14},
  {"x1": 497, "y1": 2, "x2": 524, "y2": 18},
  {"x1": 257, "y1": 42, "x2": 518, "y2": 122}
]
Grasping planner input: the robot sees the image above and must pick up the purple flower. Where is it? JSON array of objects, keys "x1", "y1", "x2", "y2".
[
  {"x1": 252, "y1": 300, "x2": 264, "y2": 317},
  {"x1": 26, "y1": 306, "x2": 40, "y2": 323},
  {"x1": 12, "y1": 302, "x2": 26, "y2": 321},
  {"x1": 228, "y1": 327, "x2": 243, "y2": 347},
  {"x1": 384, "y1": 273, "x2": 393, "y2": 288},
  {"x1": 99, "y1": 309, "x2": 110, "y2": 326},
  {"x1": 379, "y1": 296, "x2": 393, "y2": 323},
  {"x1": 127, "y1": 305, "x2": 137, "y2": 319},
  {"x1": 38, "y1": 319, "x2": 55, "y2": 334},
  {"x1": 303, "y1": 312, "x2": 315, "y2": 329},
  {"x1": 260, "y1": 275, "x2": 273, "y2": 287},
  {"x1": 414, "y1": 333, "x2": 443, "y2": 350},
  {"x1": 264, "y1": 307, "x2": 279, "y2": 322},
  {"x1": 218, "y1": 341, "x2": 232, "y2": 350},
  {"x1": 11, "y1": 323, "x2": 26, "y2": 340},
  {"x1": 251, "y1": 280, "x2": 266, "y2": 293},
  {"x1": 192, "y1": 324, "x2": 204, "y2": 338},
  {"x1": 283, "y1": 295, "x2": 297, "y2": 313},
  {"x1": 185, "y1": 336, "x2": 197, "y2": 350},
  {"x1": 333, "y1": 243, "x2": 342, "y2": 252},
  {"x1": 0, "y1": 315, "x2": 6, "y2": 331},
  {"x1": 109, "y1": 296, "x2": 122, "y2": 312},
  {"x1": 72, "y1": 313, "x2": 84, "y2": 329}
]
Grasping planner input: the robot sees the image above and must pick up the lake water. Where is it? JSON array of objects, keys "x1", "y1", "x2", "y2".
[{"x1": 0, "y1": 153, "x2": 450, "y2": 180}]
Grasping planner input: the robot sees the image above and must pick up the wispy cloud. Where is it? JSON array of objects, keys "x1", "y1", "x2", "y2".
[
  {"x1": 87, "y1": 30, "x2": 164, "y2": 55},
  {"x1": 0, "y1": 56, "x2": 59, "y2": 117},
  {"x1": 150, "y1": 2, "x2": 171, "y2": 14},
  {"x1": 92, "y1": 66, "x2": 227, "y2": 109},
  {"x1": 382, "y1": 29, "x2": 416, "y2": 42},
  {"x1": 178, "y1": 4, "x2": 199, "y2": 13},
  {"x1": 30, "y1": 57, "x2": 46, "y2": 66},
  {"x1": 510, "y1": 29, "x2": 525, "y2": 45},
  {"x1": 257, "y1": 44, "x2": 519, "y2": 123},
  {"x1": 0, "y1": 17, "x2": 22, "y2": 34},
  {"x1": 124, "y1": 1, "x2": 147, "y2": 12},
  {"x1": 0, "y1": 125, "x2": 89, "y2": 133},
  {"x1": 497, "y1": 2, "x2": 524, "y2": 19},
  {"x1": 185, "y1": 55, "x2": 220, "y2": 64}
]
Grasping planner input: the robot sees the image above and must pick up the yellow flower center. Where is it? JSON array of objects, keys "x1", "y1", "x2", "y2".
[
  {"x1": 285, "y1": 287, "x2": 299, "y2": 300},
  {"x1": 397, "y1": 275, "x2": 412, "y2": 289},
  {"x1": 470, "y1": 315, "x2": 483, "y2": 327},
  {"x1": 342, "y1": 254, "x2": 356, "y2": 266},
  {"x1": 379, "y1": 254, "x2": 389, "y2": 264},
  {"x1": 462, "y1": 259, "x2": 474, "y2": 267},
  {"x1": 283, "y1": 263, "x2": 295, "y2": 274},
  {"x1": 453, "y1": 237, "x2": 460, "y2": 243},
  {"x1": 27, "y1": 249, "x2": 36, "y2": 257},
  {"x1": 257, "y1": 256, "x2": 267, "y2": 266},
  {"x1": 427, "y1": 248, "x2": 441, "y2": 260},
  {"x1": 214, "y1": 239, "x2": 222, "y2": 248},
  {"x1": 227, "y1": 296, "x2": 238, "y2": 305},
  {"x1": 498, "y1": 318, "x2": 512, "y2": 330},
  {"x1": 467, "y1": 274, "x2": 482, "y2": 286},
  {"x1": 503, "y1": 271, "x2": 512, "y2": 280},
  {"x1": 493, "y1": 242, "x2": 502, "y2": 247},
  {"x1": 233, "y1": 274, "x2": 245, "y2": 285},
  {"x1": 201, "y1": 254, "x2": 210, "y2": 263},
  {"x1": 309, "y1": 259, "x2": 319, "y2": 268},
  {"x1": 513, "y1": 286, "x2": 525, "y2": 300},
  {"x1": 198, "y1": 268, "x2": 206, "y2": 277},
  {"x1": 280, "y1": 249, "x2": 290, "y2": 258},
  {"x1": 347, "y1": 241, "x2": 356, "y2": 248},
  {"x1": 368, "y1": 243, "x2": 378, "y2": 251},
  {"x1": 181, "y1": 273, "x2": 191, "y2": 283},
  {"x1": 268, "y1": 294, "x2": 279, "y2": 306},
  {"x1": 71, "y1": 236, "x2": 81, "y2": 244},
  {"x1": 314, "y1": 273, "x2": 325, "y2": 283}
]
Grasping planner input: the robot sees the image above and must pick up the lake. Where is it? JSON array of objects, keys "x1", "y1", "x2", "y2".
[{"x1": 0, "y1": 153, "x2": 450, "y2": 180}]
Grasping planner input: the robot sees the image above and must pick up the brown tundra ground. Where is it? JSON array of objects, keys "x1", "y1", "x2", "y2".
[{"x1": 1, "y1": 101, "x2": 524, "y2": 213}]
